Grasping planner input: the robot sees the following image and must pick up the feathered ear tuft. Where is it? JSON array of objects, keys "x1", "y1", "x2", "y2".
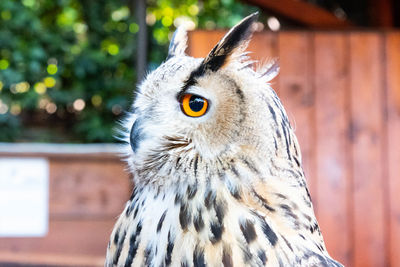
[
  {"x1": 167, "y1": 26, "x2": 188, "y2": 59},
  {"x1": 257, "y1": 59, "x2": 280, "y2": 82},
  {"x1": 203, "y1": 12, "x2": 259, "y2": 72}
]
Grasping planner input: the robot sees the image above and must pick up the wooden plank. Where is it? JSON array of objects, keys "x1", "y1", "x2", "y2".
[
  {"x1": 277, "y1": 32, "x2": 317, "y2": 206},
  {"x1": 385, "y1": 32, "x2": 400, "y2": 267},
  {"x1": 187, "y1": 30, "x2": 224, "y2": 58},
  {"x1": 0, "y1": 219, "x2": 114, "y2": 258},
  {"x1": 245, "y1": 0, "x2": 352, "y2": 28},
  {"x1": 50, "y1": 158, "x2": 131, "y2": 218},
  {"x1": 313, "y1": 33, "x2": 352, "y2": 266},
  {"x1": 349, "y1": 33, "x2": 386, "y2": 267},
  {"x1": 249, "y1": 32, "x2": 280, "y2": 94},
  {"x1": 0, "y1": 143, "x2": 123, "y2": 160},
  {"x1": 0, "y1": 252, "x2": 104, "y2": 267}
]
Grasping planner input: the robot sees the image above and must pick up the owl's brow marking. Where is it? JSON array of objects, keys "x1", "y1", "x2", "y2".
[{"x1": 178, "y1": 65, "x2": 206, "y2": 97}]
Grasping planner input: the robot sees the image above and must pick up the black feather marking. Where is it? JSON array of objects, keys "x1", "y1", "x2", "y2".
[
  {"x1": 281, "y1": 121, "x2": 291, "y2": 160},
  {"x1": 241, "y1": 243, "x2": 252, "y2": 263},
  {"x1": 187, "y1": 183, "x2": 198, "y2": 200},
  {"x1": 235, "y1": 85, "x2": 245, "y2": 103},
  {"x1": 179, "y1": 203, "x2": 192, "y2": 230},
  {"x1": 210, "y1": 221, "x2": 224, "y2": 243},
  {"x1": 133, "y1": 205, "x2": 139, "y2": 218},
  {"x1": 214, "y1": 200, "x2": 226, "y2": 224},
  {"x1": 254, "y1": 213, "x2": 278, "y2": 246},
  {"x1": 194, "y1": 154, "x2": 199, "y2": 178},
  {"x1": 268, "y1": 103, "x2": 277, "y2": 124},
  {"x1": 113, "y1": 225, "x2": 121, "y2": 245},
  {"x1": 240, "y1": 219, "x2": 257, "y2": 243},
  {"x1": 165, "y1": 231, "x2": 174, "y2": 266},
  {"x1": 193, "y1": 246, "x2": 206, "y2": 267},
  {"x1": 124, "y1": 221, "x2": 142, "y2": 266},
  {"x1": 157, "y1": 210, "x2": 167, "y2": 232},
  {"x1": 175, "y1": 156, "x2": 181, "y2": 169},
  {"x1": 126, "y1": 199, "x2": 136, "y2": 217},
  {"x1": 175, "y1": 191, "x2": 183, "y2": 205},
  {"x1": 275, "y1": 128, "x2": 282, "y2": 139},
  {"x1": 113, "y1": 229, "x2": 126, "y2": 265},
  {"x1": 293, "y1": 156, "x2": 301, "y2": 167},
  {"x1": 273, "y1": 137, "x2": 278, "y2": 152},
  {"x1": 282, "y1": 235, "x2": 293, "y2": 251},
  {"x1": 181, "y1": 260, "x2": 189, "y2": 267},
  {"x1": 230, "y1": 185, "x2": 242, "y2": 200},
  {"x1": 280, "y1": 204, "x2": 299, "y2": 220},
  {"x1": 230, "y1": 164, "x2": 240, "y2": 177},
  {"x1": 222, "y1": 246, "x2": 233, "y2": 267},
  {"x1": 252, "y1": 190, "x2": 275, "y2": 212},
  {"x1": 144, "y1": 244, "x2": 153, "y2": 266},
  {"x1": 204, "y1": 189, "x2": 215, "y2": 210},
  {"x1": 258, "y1": 250, "x2": 267, "y2": 265},
  {"x1": 194, "y1": 210, "x2": 205, "y2": 232},
  {"x1": 240, "y1": 157, "x2": 260, "y2": 175},
  {"x1": 302, "y1": 250, "x2": 343, "y2": 267}
]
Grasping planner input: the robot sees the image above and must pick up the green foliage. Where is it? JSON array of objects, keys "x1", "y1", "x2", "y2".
[{"x1": 0, "y1": 0, "x2": 257, "y2": 143}]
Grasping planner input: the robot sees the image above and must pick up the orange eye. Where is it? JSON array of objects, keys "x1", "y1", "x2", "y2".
[{"x1": 180, "y1": 94, "x2": 209, "y2": 117}]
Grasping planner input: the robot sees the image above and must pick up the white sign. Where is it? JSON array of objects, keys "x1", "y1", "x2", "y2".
[{"x1": 0, "y1": 158, "x2": 49, "y2": 237}]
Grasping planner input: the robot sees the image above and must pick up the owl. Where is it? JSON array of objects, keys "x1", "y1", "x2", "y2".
[{"x1": 105, "y1": 13, "x2": 343, "y2": 267}]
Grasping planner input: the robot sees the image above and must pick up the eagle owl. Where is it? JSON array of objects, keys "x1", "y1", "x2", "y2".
[{"x1": 105, "y1": 13, "x2": 343, "y2": 267}]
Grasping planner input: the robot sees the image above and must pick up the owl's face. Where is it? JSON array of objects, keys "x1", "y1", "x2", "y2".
[{"x1": 126, "y1": 14, "x2": 282, "y2": 184}]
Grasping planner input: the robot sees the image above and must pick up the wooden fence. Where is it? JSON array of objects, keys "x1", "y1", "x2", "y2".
[
  {"x1": 0, "y1": 31, "x2": 399, "y2": 267},
  {"x1": 0, "y1": 144, "x2": 131, "y2": 266},
  {"x1": 188, "y1": 30, "x2": 400, "y2": 267}
]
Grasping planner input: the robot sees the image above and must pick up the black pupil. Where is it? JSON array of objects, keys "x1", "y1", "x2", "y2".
[{"x1": 189, "y1": 95, "x2": 204, "y2": 112}]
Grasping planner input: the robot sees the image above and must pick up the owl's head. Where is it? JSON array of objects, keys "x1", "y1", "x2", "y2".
[{"x1": 124, "y1": 13, "x2": 289, "y2": 186}]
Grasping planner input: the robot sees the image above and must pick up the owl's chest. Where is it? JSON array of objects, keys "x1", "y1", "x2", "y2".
[{"x1": 106, "y1": 185, "x2": 305, "y2": 266}]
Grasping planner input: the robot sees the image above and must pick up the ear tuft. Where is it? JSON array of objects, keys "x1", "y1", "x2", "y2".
[
  {"x1": 167, "y1": 26, "x2": 188, "y2": 59},
  {"x1": 203, "y1": 12, "x2": 259, "y2": 72}
]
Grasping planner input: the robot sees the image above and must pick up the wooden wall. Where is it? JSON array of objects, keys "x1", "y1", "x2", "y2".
[
  {"x1": 188, "y1": 30, "x2": 400, "y2": 267},
  {"x1": 0, "y1": 31, "x2": 399, "y2": 267},
  {"x1": 0, "y1": 145, "x2": 131, "y2": 266}
]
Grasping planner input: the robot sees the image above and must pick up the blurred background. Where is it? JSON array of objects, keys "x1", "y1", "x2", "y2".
[{"x1": 0, "y1": 0, "x2": 399, "y2": 266}]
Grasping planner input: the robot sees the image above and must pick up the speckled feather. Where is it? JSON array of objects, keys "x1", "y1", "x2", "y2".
[{"x1": 105, "y1": 13, "x2": 343, "y2": 267}]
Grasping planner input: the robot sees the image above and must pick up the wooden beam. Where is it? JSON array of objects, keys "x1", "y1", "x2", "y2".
[
  {"x1": 369, "y1": 0, "x2": 394, "y2": 27},
  {"x1": 245, "y1": 0, "x2": 353, "y2": 28}
]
